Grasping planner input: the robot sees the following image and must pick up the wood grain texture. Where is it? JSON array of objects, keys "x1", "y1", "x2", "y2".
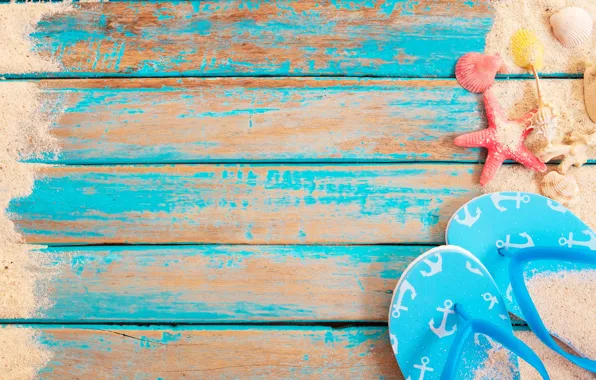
[
  {"x1": 31, "y1": 325, "x2": 401, "y2": 379},
  {"x1": 29, "y1": 78, "x2": 485, "y2": 164},
  {"x1": 18, "y1": 0, "x2": 492, "y2": 78},
  {"x1": 10, "y1": 164, "x2": 480, "y2": 245},
  {"x1": 25, "y1": 245, "x2": 428, "y2": 322}
]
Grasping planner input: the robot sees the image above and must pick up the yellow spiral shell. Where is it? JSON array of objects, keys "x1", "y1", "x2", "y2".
[{"x1": 510, "y1": 29, "x2": 544, "y2": 71}]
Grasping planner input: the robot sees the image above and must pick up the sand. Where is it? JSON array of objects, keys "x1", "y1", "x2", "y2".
[
  {"x1": 0, "y1": 3, "x2": 72, "y2": 74},
  {"x1": 0, "y1": 327, "x2": 52, "y2": 380},
  {"x1": 473, "y1": 330, "x2": 593, "y2": 379},
  {"x1": 0, "y1": 82, "x2": 62, "y2": 319},
  {"x1": 516, "y1": 330, "x2": 594, "y2": 379},
  {"x1": 487, "y1": 0, "x2": 596, "y2": 75},
  {"x1": 490, "y1": 79, "x2": 595, "y2": 156},
  {"x1": 527, "y1": 270, "x2": 596, "y2": 359},
  {"x1": 0, "y1": 2, "x2": 74, "y2": 378}
]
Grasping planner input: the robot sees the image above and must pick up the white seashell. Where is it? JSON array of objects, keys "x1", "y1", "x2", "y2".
[
  {"x1": 584, "y1": 64, "x2": 596, "y2": 123},
  {"x1": 541, "y1": 171, "x2": 579, "y2": 206},
  {"x1": 550, "y1": 7, "x2": 593, "y2": 48}
]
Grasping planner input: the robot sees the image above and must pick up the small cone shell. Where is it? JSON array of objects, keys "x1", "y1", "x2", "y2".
[
  {"x1": 541, "y1": 171, "x2": 579, "y2": 206},
  {"x1": 511, "y1": 29, "x2": 545, "y2": 71}
]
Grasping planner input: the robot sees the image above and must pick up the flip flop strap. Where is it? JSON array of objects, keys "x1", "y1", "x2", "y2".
[
  {"x1": 440, "y1": 318, "x2": 549, "y2": 380},
  {"x1": 509, "y1": 246, "x2": 596, "y2": 373}
]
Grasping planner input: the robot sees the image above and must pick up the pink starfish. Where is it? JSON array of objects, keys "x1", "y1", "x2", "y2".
[{"x1": 454, "y1": 90, "x2": 547, "y2": 186}]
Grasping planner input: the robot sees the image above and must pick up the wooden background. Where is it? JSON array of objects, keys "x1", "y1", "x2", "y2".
[{"x1": 2, "y1": 1, "x2": 578, "y2": 378}]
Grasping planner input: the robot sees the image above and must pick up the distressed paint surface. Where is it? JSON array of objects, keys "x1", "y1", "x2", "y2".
[
  {"x1": 14, "y1": 0, "x2": 493, "y2": 78},
  {"x1": 31, "y1": 325, "x2": 401, "y2": 379},
  {"x1": 25, "y1": 78, "x2": 486, "y2": 164},
  {"x1": 17, "y1": 245, "x2": 427, "y2": 322},
  {"x1": 10, "y1": 164, "x2": 480, "y2": 244}
]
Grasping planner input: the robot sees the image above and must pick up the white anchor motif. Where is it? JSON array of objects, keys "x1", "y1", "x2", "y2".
[
  {"x1": 474, "y1": 333, "x2": 502, "y2": 350},
  {"x1": 490, "y1": 192, "x2": 531, "y2": 212},
  {"x1": 408, "y1": 357, "x2": 434, "y2": 380},
  {"x1": 547, "y1": 199, "x2": 567, "y2": 213},
  {"x1": 466, "y1": 261, "x2": 483, "y2": 276},
  {"x1": 390, "y1": 334, "x2": 398, "y2": 354},
  {"x1": 420, "y1": 254, "x2": 442, "y2": 277},
  {"x1": 558, "y1": 230, "x2": 596, "y2": 250},
  {"x1": 392, "y1": 280, "x2": 417, "y2": 318},
  {"x1": 505, "y1": 283, "x2": 513, "y2": 302},
  {"x1": 453, "y1": 205, "x2": 482, "y2": 227},
  {"x1": 499, "y1": 314, "x2": 508, "y2": 320},
  {"x1": 482, "y1": 292, "x2": 499, "y2": 310},
  {"x1": 496, "y1": 232, "x2": 535, "y2": 249},
  {"x1": 429, "y1": 300, "x2": 457, "y2": 338}
]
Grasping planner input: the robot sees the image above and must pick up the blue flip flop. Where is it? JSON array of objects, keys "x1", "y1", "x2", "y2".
[
  {"x1": 388, "y1": 245, "x2": 549, "y2": 379},
  {"x1": 447, "y1": 192, "x2": 596, "y2": 372}
]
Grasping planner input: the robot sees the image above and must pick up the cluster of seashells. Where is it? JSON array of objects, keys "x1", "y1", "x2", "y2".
[
  {"x1": 454, "y1": 5, "x2": 596, "y2": 206},
  {"x1": 538, "y1": 6, "x2": 595, "y2": 207}
]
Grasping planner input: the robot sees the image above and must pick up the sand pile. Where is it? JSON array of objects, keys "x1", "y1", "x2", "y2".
[
  {"x1": 0, "y1": 327, "x2": 52, "y2": 380},
  {"x1": 1, "y1": 2, "x2": 73, "y2": 378},
  {"x1": 0, "y1": 3, "x2": 71, "y2": 74}
]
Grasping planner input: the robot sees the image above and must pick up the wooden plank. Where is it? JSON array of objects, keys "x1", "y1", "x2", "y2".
[
  {"x1": 10, "y1": 164, "x2": 480, "y2": 244},
  {"x1": 16, "y1": 0, "x2": 492, "y2": 78},
  {"x1": 25, "y1": 245, "x2": 429, "y2": 322},
  {"x1": 30, "y1": 325, "x2": 401, "y2": 379},
  {"x1": 31, "y1": 78, "x2": 484, "y2": 164}
]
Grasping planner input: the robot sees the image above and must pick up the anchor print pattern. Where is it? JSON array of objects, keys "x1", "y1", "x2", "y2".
[
  {"x1": 390, "y1": 334, "x2": 398, "y2": 355},
  {"x1": 546, "y1": 199, "x2": 567, "y2": 213},
  {"x1": 505, "y1": 284, "x2": 513, "y2": 303},
  {"x1": 490, "y1": 192, "x2": 531, "y2": 212},
  {"x1": 496, "y1": 232, "x2": 534, "y2": 250},
  {"x1": 559, "y1": 230, "x2": 596, "y2": 250},
  {"x1": 420, "y1": 254, "x2": 442, "y2": 277},
  {"x1": 411, "y1": 357, "x2": 434, "y2": 380},
  {"x1": 474, "y1": 333, "x2": 502, "y2": 350},
  {"x1": 465, "y1": 261, "x2": 483, "y2": 276},
  {"x1": 392, "y1": 279, "x2": 417, "y2": 318},
  {"x1": 453, "y1": 205, "x2": 482, "y2": 227},
  {"x1": 482, "y1": 292, "x2": 498, "y2": 310},
  {"x1": 429, "y1": 300, "x2": 457, "y2": 338},
  {"x1": 390, "y1": 248, "x2": 517, "y2": 380},
  {"x1": 443, "y1": 192, "x2": 596, "y2": 377}
]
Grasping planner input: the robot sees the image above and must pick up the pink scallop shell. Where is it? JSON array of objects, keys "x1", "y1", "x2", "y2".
[{"x1": 455, "y1": 53, "x2": 505, "y2": 93}]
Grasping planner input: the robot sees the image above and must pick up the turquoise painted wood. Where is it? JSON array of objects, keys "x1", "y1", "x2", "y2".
[
  {"x1": 9, "y1": 164, "x2": 479, "y2": 245},
  {"x1": 29, "y1": 325, "x2": 401, "y2": 379},
  {"x1": 8, "y1": 245, "x2": 426, "y2": 322},
  {"x1": 28, "y1": 78, "x2": 486, "y2": 164},
  {"x1": 6, "y1": 0, "x2": 494, "y2": 79}
]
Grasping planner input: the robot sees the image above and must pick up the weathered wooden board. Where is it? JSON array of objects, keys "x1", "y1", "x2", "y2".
[
  {"x1": 23, "y1": 245, "x2": 428, "y2": 322},
  {"x1": 10, "y1": 164, "x2": 479, "y2": 244},
  {"x1": 30, "y1": 78, "x2": 485, "y2": 164},
  {"x1": 15, "y1": 0, "x2": 493, "y2": 78},
  {"x1": 31, "y1": 325, "x2": 401, "y2": 379}
]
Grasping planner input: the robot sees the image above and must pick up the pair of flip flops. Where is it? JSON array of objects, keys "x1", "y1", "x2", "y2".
[{"x1": 389, "y1": 192, "x2": 595, "y2": 379}]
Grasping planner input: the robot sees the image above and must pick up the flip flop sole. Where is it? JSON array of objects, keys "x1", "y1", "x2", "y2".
[
  {"x1": 446, "y1": 192, "x2": 594, "y2": 355},
  {"x1": 388, "y1": 246, "x2": 518, "y2": 380}
]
